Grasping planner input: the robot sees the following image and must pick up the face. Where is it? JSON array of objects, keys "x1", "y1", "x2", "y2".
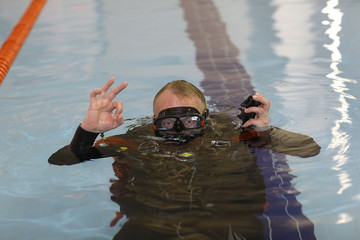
[
  {"x1": 153, "y1": 90, "x2": 206, "y2": 144},
  {"x1": 153, "y1": 89, "x2": 204, "y2": 117}
]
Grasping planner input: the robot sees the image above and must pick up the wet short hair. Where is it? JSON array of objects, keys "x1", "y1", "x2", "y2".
[{"x1": 153, "y1": 80, "x2": 206, "y2": 111}]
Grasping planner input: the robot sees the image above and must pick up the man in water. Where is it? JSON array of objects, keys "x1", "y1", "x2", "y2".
[
  {"x1": 49, "y1": 78, "x2": 320, "y2": 240},
  {"x1": 52, "y1": 77, "x2": 271, "y2": 160},
  {"x1": 49, "y1": 77, "x2": 318, "y2": 164}
]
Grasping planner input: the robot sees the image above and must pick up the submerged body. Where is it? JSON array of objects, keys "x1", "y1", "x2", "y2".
[{"x1": 49, "y1": 114, "x2": 320, "y2": 239}]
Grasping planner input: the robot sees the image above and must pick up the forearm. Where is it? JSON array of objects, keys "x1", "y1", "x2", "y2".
[
  {"x1": 69, "y1": 124, "x2": 100, "y2": 153},
  {"x1": 48, "y1": 125, "x2": 99, "y2": 165},
  {"x1": 263, "y1": 127, "x2": 321, "y2": 158},
  {"x1": 48, "y1": 125, "x2": 125, "y2": 165}
]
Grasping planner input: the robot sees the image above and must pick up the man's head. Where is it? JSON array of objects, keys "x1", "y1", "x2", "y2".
[
  {"x1": 153, "y1": 80, "x2": 207, "y2": 117},
  {"x1": 152, "y1": 80, "x2": 208, "y2": 143}
]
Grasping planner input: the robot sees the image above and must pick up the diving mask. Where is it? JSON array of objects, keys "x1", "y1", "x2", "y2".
[{"x1": 153, "y1": 107, "x2": 208, "y2": 143}]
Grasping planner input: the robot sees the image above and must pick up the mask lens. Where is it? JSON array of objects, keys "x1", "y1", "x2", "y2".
[
  {"x1": 180, "y1": 116, "x2": 201, "y2": 129},
  {"x1": 157, "y1": 117, "x2": 177, "y2": 130}
]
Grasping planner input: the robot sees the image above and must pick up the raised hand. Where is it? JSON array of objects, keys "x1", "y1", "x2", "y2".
[
  {"x1": 242, "y1": 93, "x2": 270, "y2": 131},
  {"x1": 81, "y1": 77, "x2": 128, "y2": 133}
]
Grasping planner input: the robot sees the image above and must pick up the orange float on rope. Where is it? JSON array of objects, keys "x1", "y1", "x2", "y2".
[{"x1": 0, "y1": 0, "x2": 47, "y2": 85}]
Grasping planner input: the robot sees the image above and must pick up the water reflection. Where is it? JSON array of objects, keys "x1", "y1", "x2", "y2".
[
  {"x1": 97, "y1": 113, "x2": 319, "y2": 239},
  {"x1": 322, "y1": 0, "x2": 356, "y2": 195},
  {"x1": 109, "y1": 116, "x2": 267, "y2": 239}
]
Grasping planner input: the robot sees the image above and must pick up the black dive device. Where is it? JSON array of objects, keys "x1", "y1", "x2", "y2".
[{"x1": 237, "y1": 95, "x2": 261, "y2": 126}]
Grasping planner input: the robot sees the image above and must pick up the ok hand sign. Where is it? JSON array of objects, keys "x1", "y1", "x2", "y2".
[{"x1": 81, "y1": 77, "x2": 128, "y2": 133}]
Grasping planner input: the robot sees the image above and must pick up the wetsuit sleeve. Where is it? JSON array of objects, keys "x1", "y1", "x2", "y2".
[
  {"x1": 48, "y1": 125, "x2": 123, "y2": 165},
  {"x1": 259, "y1": 127, "x2": 321, "y2": 158},
  {"x1": 69, "y1": 124, "x2": 99, "y2": 153}
]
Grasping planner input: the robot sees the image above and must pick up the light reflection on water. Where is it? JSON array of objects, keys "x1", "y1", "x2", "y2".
[
  {"x1": 323, "y1": 0, "x2": 356, "y2": 195},
  {"x1": 322, "y1": 0, "x2": 359, "y2": 235}
]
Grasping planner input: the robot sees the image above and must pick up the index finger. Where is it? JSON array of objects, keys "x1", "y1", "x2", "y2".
[
  {"x1": 253, "y1": 93, "x2": 270, "y2": 112},
  {"x1": 100, "y1": 77, "x2": 116, "y2": 93},
  {"x1": 107, "y1": 81, "x2": 128, "y2": 100}
]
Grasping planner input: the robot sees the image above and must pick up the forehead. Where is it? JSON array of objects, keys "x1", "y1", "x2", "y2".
[
  {"x1": 157, "y1": 107, "x2": 200, "y2": 117},
  {"x1": 153, "y1": 90, "x2": 203, "y2": 116}
]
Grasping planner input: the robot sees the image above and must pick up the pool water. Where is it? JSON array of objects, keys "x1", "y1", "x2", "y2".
[{"x1": 0, "y1": 0, "x2": 359, "y2": 239}]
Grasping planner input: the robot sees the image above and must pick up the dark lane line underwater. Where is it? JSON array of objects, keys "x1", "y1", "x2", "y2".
[{"x1": 180, "y1": 0, "x2": 316, "y2": 239}]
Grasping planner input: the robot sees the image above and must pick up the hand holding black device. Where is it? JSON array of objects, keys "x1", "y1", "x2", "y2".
[{"x1": 237, "y1": 95, "x2": 261, "y2": 129}]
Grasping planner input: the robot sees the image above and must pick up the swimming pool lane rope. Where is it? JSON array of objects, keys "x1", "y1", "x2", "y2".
[{"x1": 0, "y1": 0, "x2": 47, "y2": 85}]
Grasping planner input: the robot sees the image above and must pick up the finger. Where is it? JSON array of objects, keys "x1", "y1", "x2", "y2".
[
  {"x1": 245, "y1": 106, "x2": 264, "y2": 116},
  {"x1": 243, "y1": 106, "x2": 268, "y2": 128},
  {"x1": 113, "y1": 101, "x2": 123, "y2": 117},
  {"x1": 89, "y1": 77, "x2": 115, "y2": 101},
  {"x1": 100, "y1": 77, "x2": 116, "y2": 93},
  {"x1": 242, "y1": 118, "x2": 264, "y2": 128},
  {"x1": 89, "y1": 89, "x2": 102, "y2": 102},
  {"x1": 242, "y1": 118, "x2": 256, "y2": 128},
  {"x1": 113, "y1": 101, "x2": 125, "y2": 126},
  {"x1": 115, "y1": 114, "x2": 125, "y2": 126},
  {"x1": 253, "y1": 93, "x2": 270, "y2": 111},
  {"x1": 107, "y1": 81, "x2": 128, "y2": 101}
]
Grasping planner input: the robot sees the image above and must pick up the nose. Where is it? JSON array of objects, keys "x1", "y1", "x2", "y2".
[{"x1": 174, "y1": 119, "x2": 183, "y2": 132}]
